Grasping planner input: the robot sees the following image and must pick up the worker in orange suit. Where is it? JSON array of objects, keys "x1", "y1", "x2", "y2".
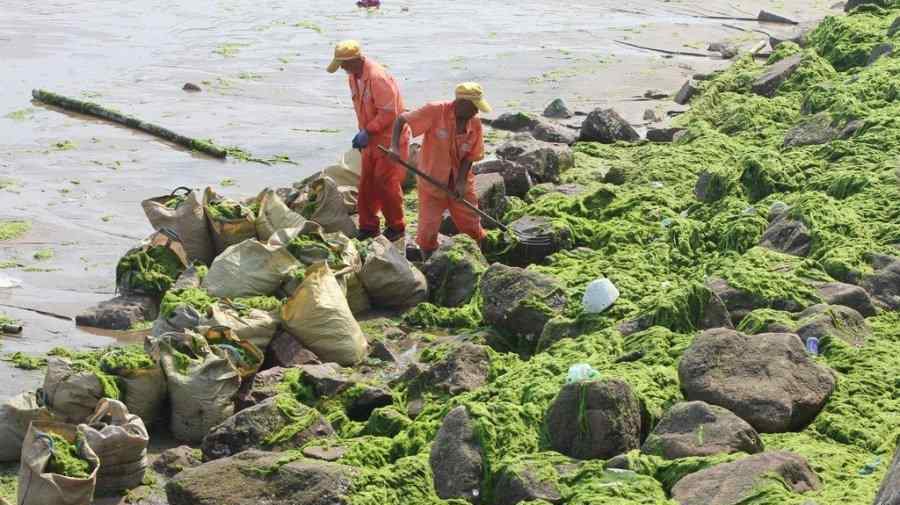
[
  {"x1": 327, "y1": 40, "x2": 409, "y2": 241},
  {"x1": 389, "y1": 82, "x2": 491, "y2": 257}
]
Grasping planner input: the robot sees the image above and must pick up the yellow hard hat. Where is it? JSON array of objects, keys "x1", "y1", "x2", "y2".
[
  {"x1": 455, "y1": 82, "x2": 492, "y2": 113},
  {"x1": 327, "y1": 40, "x2": 363, "y2": 73}
]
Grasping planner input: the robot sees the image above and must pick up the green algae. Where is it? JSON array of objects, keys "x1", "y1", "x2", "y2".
[
  {"x1": 160, "y1": 287, "x2": 217, "y2": 318},
  {"x1": 4, "y1": 352, "x2": 47, "y2": 370},
  {"x1": 32, "y1": 248, "x2": 53, "y2": 261},
  {"x1": 0, "y1": 462, "x2": 15, "y2": 503},
  {"x1": 98, "y1": 345, "x2": 156, "y2": 373},
  {"x1": 45, "y1": 433, "x2": 92, "y2": 478},
  {"x1": 205, "y1": 198, "x2": 254, "y2": 220},
  {"x1": 403, "y1": 302, "x2": 482, "y2": 329},
  {"x1": 231, "y1": 295, "x2": 282, "y2": 314},
  {"x1": 263, "y1": 394, "x2": 322, "y2": 446},
  {"x1": 116, "y1": 245, "x2": 185, "y2": 297},
  {"x1": 0, "y1": 220, "x2": 30, "y2": 241}
]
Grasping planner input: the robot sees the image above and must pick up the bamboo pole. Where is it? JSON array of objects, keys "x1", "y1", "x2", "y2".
[{"x1": 31, "y1": 89, "x2": 227, "y2": 158}]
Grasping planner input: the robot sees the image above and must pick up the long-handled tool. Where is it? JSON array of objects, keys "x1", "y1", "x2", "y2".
[{"x1": 379, "y1": 145, "x2": 552, "y2": 247}]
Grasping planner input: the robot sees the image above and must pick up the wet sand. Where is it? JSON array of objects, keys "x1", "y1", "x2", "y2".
[{"x1": 0, "y1": 0, "x2": 836, "y2": 401}]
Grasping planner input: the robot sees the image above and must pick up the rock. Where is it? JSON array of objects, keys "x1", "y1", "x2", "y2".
[
  {"x1": 496, "y1": 134, "x2": 575, "y2": 184},
  {"x1": 580, "y1": 108, "x2": 640, "y2": 143},
  {"x1": 302, "y1": 445, "x2": 347, "y2": 462},
  {"x1": 153, "y1": 446, "x2": 202, "y2": 477},
  {"x1": 644, "y1": 89, "x2": 669, "y2": 100},
  {"x1": 364, "y1": 405, "x2": 412, "y2": 437},
  {"x1": 493, "y1": 464, "x2": 563, "y2": 505},
  {"x1": 492, "y1": 112, "x2": 538, "y2": 131},
  {"x1": 296, "y1": 363, "x2": 354, "y2": 398},
  {"x1": 543, "y1": 98, "x2": 573, "y2": 119},
  {"x1": 182, "y1": 82, "x2": 201, "y2": 92},
  {"x1": 172, "y1": 265, "x2": 204, "y2": 290},
  {"x1": 845, "y1": 0, "x2": 887, "y2": 11},
  {"x1": 769, "y1": 29, "x2": 810, "y2": 49},
  {"x1": 868, "y1": 43, "x2": 894, "y2": 66},
  {"x1": 757, "y1": 10, "x2": 798, "y2": 24},
  {"x1": 346, "y1": 386, "x2": 393, "y2": 421},
  {"x1": 751, "y1": 53, "x2": 803, "y2": 98},
  {"x1": 759, "y1": 215, "x2": 812, "y2": 256},
  {"x1": 694, "y1": 170, "x2": 731, "y2": 203},
  {"x1": 671, "y1": 451, "x2": 820, "y2": 505},
  {"x1": 412, "y1": 343, "x2": 491, "y2": 396},
  {"x1": 647, "y1": 127, "x2": 686, "y2": 143},
  {"x1": 442, "y1": 173, "x2": 508, "y2": 233},
  {"x1": 700, "y1": 291, "x2": 734, "y2": 330},
  {"x1": 201, "y1": 396, "x2": 334, "y2": 460},
  {"x1": 795, "y1": 304, "x2": 870, "y2": 347},
  {"x1": 706, "y1": 277, "x2": 766, "y2": 325},
  {"x1": 531, "y1": 119, "x2": 579, "y2": 145},
  {"x1": 263, "y1": 331, "x2": 321, "y2": 369},
  {"x1": 546, "y1": 379, "x2": 642, "y2": 460},
  {"x1": 889, "y1": 16, "x2": 900, "y2": 37},
  {"x1": 481, "y1": 264, "x2": 567, "y2": 340},
  {"x1": 75, "y1": 294, "x2": 159, "y2": 330},
  {"x1": 874, "y1": 439, "x2": 900, "y2": 505},
  {"x1": 369, "y1": 340, "x2": 400, "y2": 363},
  {"x1": 840, "y1": 119, "x2": 865, "y2": 139},
  {"x1": 236, "y1": 366, "x2": 289, "y2": 411},
  {"x1": 814, "y1": 282, "x2": 876, "y2": 317},
  {"x1": 643, "y1": 109, "x2": 661, "y2": 122},
  {"x1": 473, "y1": 158, "x2": 533, "y2": 198},
  {"x1": 505, "y1": 215, "x2": 572, "y2": 266},
  {"x1": 430, "y1": 406, "x2": 483, "y2": 502},
  {"x1": 783, "y1": 113, "x2": 840, "y2": 148},
  {"x1": 423, "y1": 235, "x2": 489, "y2": 307},
  {"x1": 861, "y1": 257, "x2": 900, "y2": 310},
  {"x1": 674, "y1": 79, "x2": 700, "y2": 105},
  {"x1": 641, "y1": 401, "x2": 763, "y2": 459},
  {"x1": 526, "y1": 183, "x2": 587, "y2": 202},
  {"x1": 678, "y1": 328, "x2": 836, "y2": 433},
  {"x1": 166, "y1": 450, "x2": 355, "y2": 505},
  {"x1": 708, "y1": 42, "x2": 738, "y2": 59}
]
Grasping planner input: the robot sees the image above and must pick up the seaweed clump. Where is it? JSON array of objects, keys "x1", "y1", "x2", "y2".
[
  {"x1": 45, "y1": 433, "x2": 92, "y2": 479},
  {"x1": 115, "y1": 245, "x2": 185, "y2": 297}
]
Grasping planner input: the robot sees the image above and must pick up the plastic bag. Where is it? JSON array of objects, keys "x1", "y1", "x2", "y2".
[
  {"x1": 203, "y1": 187, "x2": 258, "y2": 255},
  {"x1": 80, "y1": 399, "x2": 149, "y2": 494},
  {"x1": 202, "y1": 239, "x2": 300, "y2": 298},
  {"x1": 582, "y1": 278, "x2": 620, "y2": 314},
  {"x1": 359, "y1": 236, "x2": 428, "y2": 309},
  {"x1": 255, "y1": 188, "x2": 307, "y2": 242},
  {"x1": 281, "y1": 262, "x2": 368, "y2": 366},
  {"x1": 17, "y1": 421, "x2": 99, "y2": 505},
  {"x1": 0, "y1": 392, "x2": 54, "y2": 462},
  {"x1": 141, "y1": 187, "x2": 215, "y2": 265},
  {"x1": 566, "y1": 363, "x2": 600, "y2": 384}
]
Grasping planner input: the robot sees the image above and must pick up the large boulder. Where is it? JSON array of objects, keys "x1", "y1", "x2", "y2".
[
  {"x1": 647, "y1": 127, "x2": 686, "y2": 143},
  {"x1": 496, "y1": 134, "x2": 574, "y2": 184},
  {"x1": 678, "y1": 328, "x2": 836, "y2": 433},
  {"x1": 294, "y1": 363, "x2": 353, "y2": 398},
  {"x1": 674, "y1": 79, "x2": 699, "y2": 105},
  {"x1": 759, "y1": 215, "x2": 812, "y2": 257},
  {"x1": 430, "y1": 406, "x2": 483, "y2": 503},
  {"x1": 705, "y1": 277, "x2": 767, "y2": 325},
  {"x1": 75, "y1": 294, "x2": 159, "y2": 330},
  {"x1": 236, "y1": 366, "x2": 291, "y2": 411},
  {"x1": 783, "y1": 113, "x2": 840, "y2": 148},
  {"x1": 481, "y1": 263, "x2": 567, "y2": 340},
  {"x1": 671, "y1": 451, "x2": 820, "y2": 505},
  {"x1": 751, "y1": 53, "x2": 803, "y2": 98},
  {"x1": 411, "y1": 343, "x2": 491, "y2": 397},
  {"x1": 505, "y1": 215, "x2": 573, "y2": 266},
  {"x1": 201, "y1": 396, "x2": 334, "y2": 460},
  {"x1": 814, "y1": 281, "x2": 876, "y2": 317},
  {"x1": 166, "y1": 450, "x2": 355, "y2": 505},
  {"x1": 543, "y1": 98, "x2": 573, "y2": 119},
  {"x1": 641, "y1": 401, "x2": 763, "y2": 459},
  {"x1": 546, "y1": 379, "x2": 642, "y2": 460},
  {"x1": 441, "y1": 173, "x2": 507, "y2": 233},
  {"x1": 493, "y1": 463, "x2": 564, "y2": 505},
  {"x1": 861, "y1": 256, "x2": 900, "y2": 310},
  {"x1": 874, "y1": 439, "x2": 900, "y2": 505},
  {"x1": 795, "y1": 304, "x2": 870, "y2": 347},
  {"x1": 579, "y1": 108, "x2": 639, "y2": 143},
  {"x1": 345, "y1": 385, "x2": 393, "y2": 421},
  {"x1": 531, "y1": 119, "x2": 578, "y2": 145},
  {"x1": 694, "y1": 169, "x2": 732, "y2": 203},
  {"x1": 491, "y1": 112, "x2": 538, "y2": 131},
  {"x1": 153, "y1": 446, "x2": 202, "y2": 477},
  {"x1": 473, "y1": 158, "x2": 533, "y2": 198},
  {"x1": 263, "y1": 331, "x2": 321, "y2": 369},
  {"x1": 422, "y1": 235, "x2": 488, "y2": 307}
]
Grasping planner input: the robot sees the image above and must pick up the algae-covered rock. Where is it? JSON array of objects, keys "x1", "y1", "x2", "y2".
[
  {"x1": 292, "y1": 363, "x2": 353, "y2": 399},
  {"x1": 783, "y1": 113, "x2": 841, "y2": 148},
  {"x1": 543, "y1": 98, "x2": 573, "y2": 119},
  {"x1": 236, "y1": 366, "x2": 290, "y2": 411},
  {"x1": 815, "y1": 281, "x2": 876, "y2": 317},
  {"x1": 491, "y1": 112, "x2": 538, "y2": 132},
  {"x1": 201, "y1": 396, "x2": 334, "y2": 460},
  {"x1": 166, "y1": 449, "x2": 355, "y2": 505},
  {"x1": 646, "y1": 127, "x2": 686, "y2": 143},
  {"x1": 506, "y1": 215, "x2": 573, "y2": 266},
  {"x1": 76, "y1": 294, "x2": 159, "y2": 330},
  {"x1": 752, "y1": 53, "x2": 803, "y2": 97},
  {"x1": 674, "y1": 79, "x2": 699, "y2": 105},
  {"x1": 678, "y1": 328, "x2": 836, "y2": 433},
  {"x1": 410, "y1": 343, "x2": 490, "y2": 397},
  {"x1": 531, "y1": 119, "x2": 578, "y2": 145},
  {"x1": 430, "y1": 406, "x2": 483, "y2": 503},
  {"x1": 759, "y1": 215, "x2": 812, "y2": 257},
  {"x1": 480, "y1": 263, "x2": 567, "y2": 342},
  {"x1": 867, "y1": 42, "x2": 894, "y2": 66},
  {"x1": 422, "y1": 235, "x2": 488, "y2": 307},
  {"x1": 795, "y1": 303, "x2": 870, "y2": 347},
  {"x1": 496, "y1": 134, "x2": 574, "y2": 184},
  {"x1": 153, "y1": 445, "x2": 201, "y2": 477},
  {"x1": 493, "y1": 464, "x2": 563, "y2": 505},
  {"x1": 671, "y1": 451, "x2": 820, "y2": 505},
  {"x1": 346, "y1": 385, "x2": 392, "y2": 421},
  {"x1": 861, "y1": 256, "x2": 900, "y2": 310},
  {"x1": 705, "y1": 276, "x2": 767, "y2": 325},
  {"x1": 473, "y1": 158, "x2": 533, "y2": 198},
  {"x1": 874, "y1": 439, "x2": 900, "y2": 505},
  {"x1": 641, "y1": 401, "x2": 763, "y2": 460},
  {"x1": 579, "y1": 108, "x2": 640, "y2": 143},
  {"x1": 263, "y1": 331, "x2": 321, "y2": 369},
  {"x1": 889, "y1": 15, "x2": 900, "y2": 37},
  {"x1": 694, "y1": 168, "x2": 733, "y2": 203},
  {"x1": 546, "y1": 379, "x2": 642, "y2": 460}
]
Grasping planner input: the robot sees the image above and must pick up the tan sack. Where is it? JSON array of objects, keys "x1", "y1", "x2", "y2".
[
  {"x1": 359, "y1": 236, "x2": 428, "y2": 308},
  {"x1": 281, "y1": 263, "x2": 367, "y2": 366},
  {"x1": 98, "y1": 349, "x2": 167, "y2": 427},
  {"x1": 17, "y1": 421, "x2": 99, "y2": 505},
  {"x1": 202, "y1": 239, "x2": 300, "y2": 298},
  {"x1": 80, "y1": 399, "x2": 149, "y2": 494},
  {"x1": 203, "y1": 187, "x2": 257, "y2": 255},
  {"x1": 293, "y1": 176, "x2": 358, "y2": 238},
  {"x1": 201, "y1": 304, "x2": 278, "y2": 351},
  {"x1": 200, "y1": 325, "x2": 265, "y2": 379},
  {"x1": 255, "y1": 188, "x2": 307, "y2": 242},
  {"x1": 0, "y1": 392, "x2": 54, "y2": 462},
  {"x1": 141, "y1": 187, "x2": 215, "y2": 265},
  {"x1": 40, "y1": 358, "x2": 108, "y2": 424}
]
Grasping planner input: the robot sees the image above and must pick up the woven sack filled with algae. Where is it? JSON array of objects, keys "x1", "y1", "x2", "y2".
[
  {"x1": 141, "y1": 186, "x2": 215, "y2": 265},
  {"x1": 18, "y1": 421, "x2": 99, "y2": 505},
  {"x1": 0, "y1": 392, "x2": 54, "y2": 462},
  {"x1": 203, "y1": 186, "x2": 259, "y2": 254},
  {"x1": 98, "y1": 346, "x2": 166, "y2": 426},
  {"x1": 80, "y1": 399, "x2": 149, "y2": 494},
  {"x1": 41, "y1": 356, "x2": 121, "y2": 424},
  {"x1": 115, "y1": 231, "x2": 189, "y2": 298}
]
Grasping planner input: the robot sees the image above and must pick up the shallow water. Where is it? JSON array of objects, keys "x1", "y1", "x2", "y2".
[{"x1": 0, "y1": 0, "x2": 830, "y2": 399}]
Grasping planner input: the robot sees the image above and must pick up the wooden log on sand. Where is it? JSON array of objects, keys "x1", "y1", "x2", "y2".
[{"x1": 31, "y1": 89, "x2": 227, "y2": 158}]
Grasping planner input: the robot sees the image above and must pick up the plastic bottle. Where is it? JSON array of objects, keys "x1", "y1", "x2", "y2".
[{"x1": 806, "y1": 337, "x2": 819, "y2": 355}]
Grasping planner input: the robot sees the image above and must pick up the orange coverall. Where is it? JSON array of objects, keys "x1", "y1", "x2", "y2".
[
  {"x1": 404, "y1": 101, "x2": 487, "y2": 252},
  {"x1": 348, "y1": 57, "x2": 410, "y2": 234}
]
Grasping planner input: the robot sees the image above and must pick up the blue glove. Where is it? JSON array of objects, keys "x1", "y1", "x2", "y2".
[{"x1": 352, "y1": 129, "x2": 369, "y2": 149}]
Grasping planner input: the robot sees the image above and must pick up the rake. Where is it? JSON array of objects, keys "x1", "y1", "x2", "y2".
[{"x1": 379, "y1": 145, "x2": 553, "y2": 247}]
